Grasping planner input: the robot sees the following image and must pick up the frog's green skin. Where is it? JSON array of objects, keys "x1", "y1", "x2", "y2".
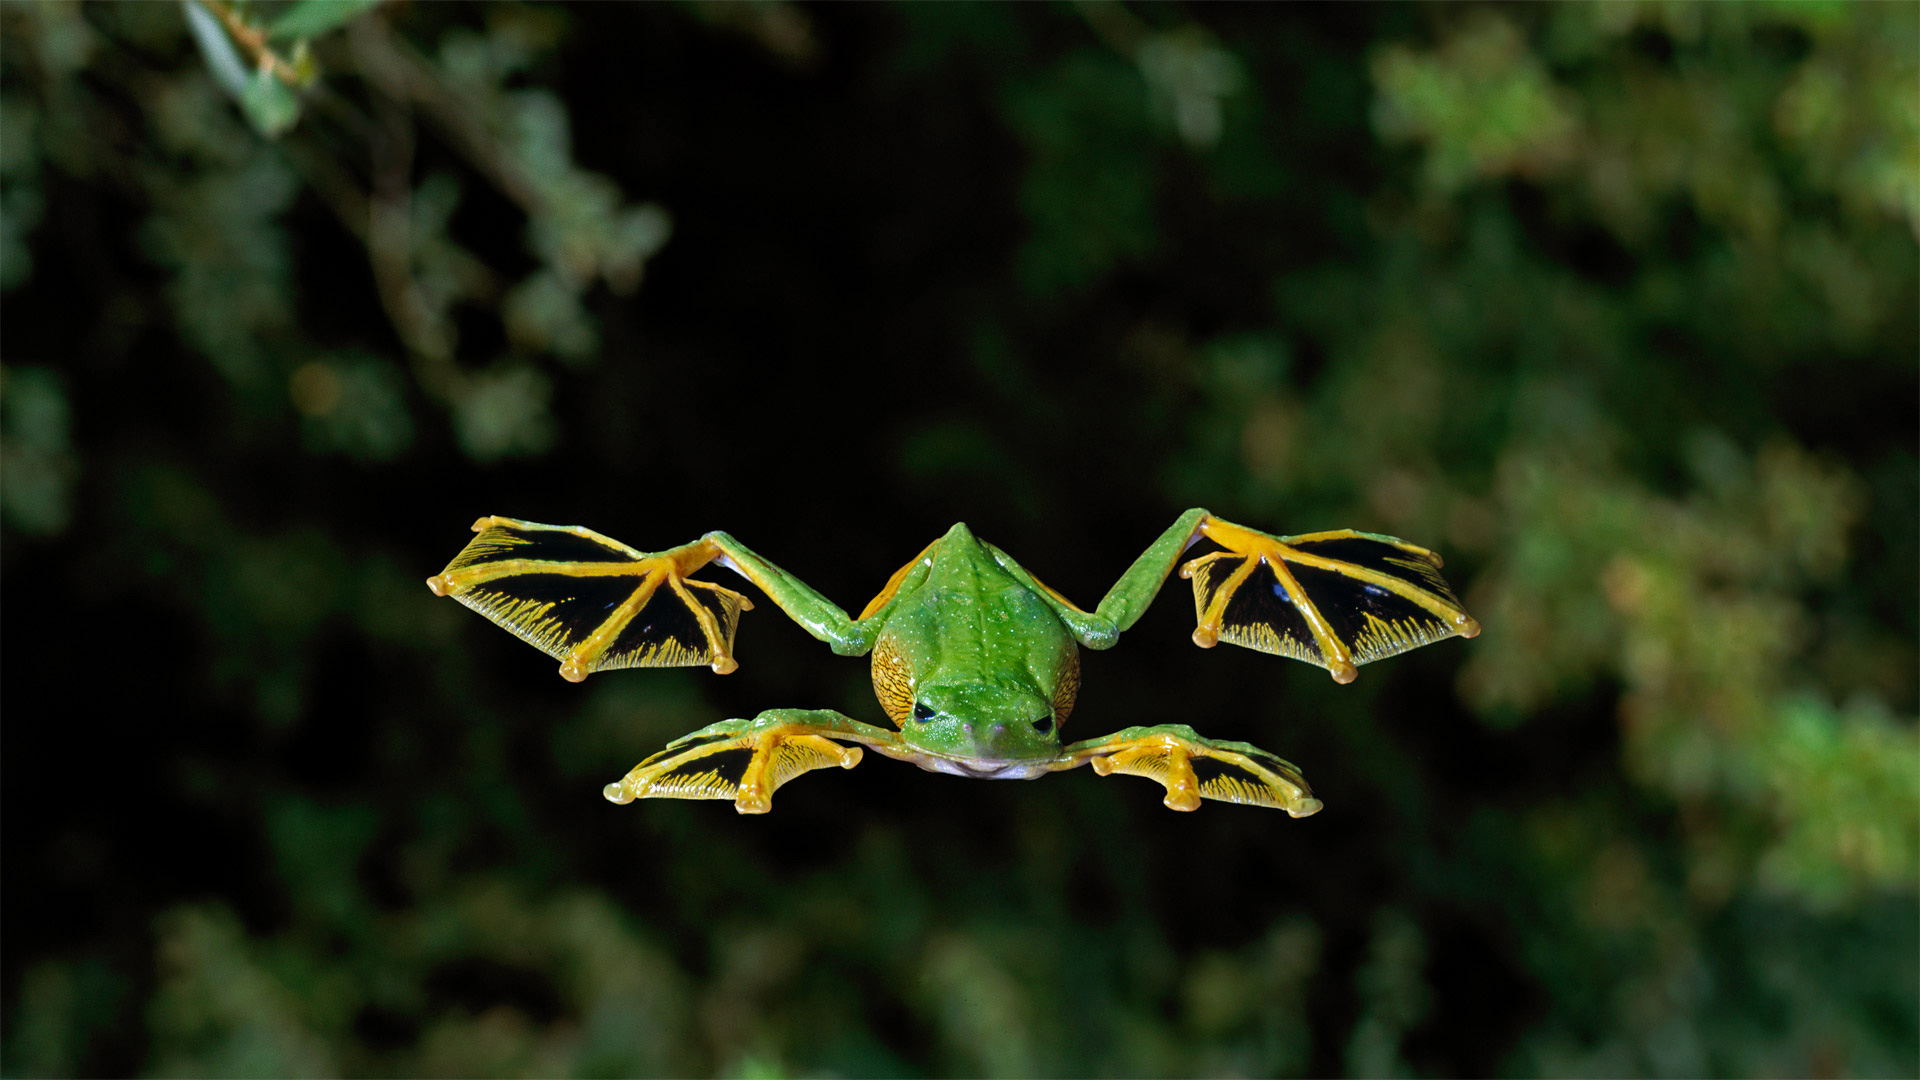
[{"x1": 427, "y1": 509, "x2": 1479, "y2": 814}]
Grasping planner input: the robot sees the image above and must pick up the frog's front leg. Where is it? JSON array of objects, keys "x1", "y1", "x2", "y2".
[
  {"x1": 604, "y1": 709, "x2": 907, "y2": 814},
  {"x1": 997, "y1": 508, "x2": 1479, "y2": 683},
  {"x1": 427, "y1": 517, "x2": 900, "y2": 685},
  {"x1": 1055, "y1": 725, "x2": 1324, "y2": 816}
]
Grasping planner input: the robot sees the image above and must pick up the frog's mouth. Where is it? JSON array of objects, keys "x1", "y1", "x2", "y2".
[
  {"x1": 870, "y1": 743, "x2": 1059, "y2": 781},
  {"x1": 920, "y1": 755, "x2": 1056, "y2": 781}
]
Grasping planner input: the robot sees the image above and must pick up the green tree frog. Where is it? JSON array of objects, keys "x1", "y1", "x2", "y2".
[{"x1": 427, "y1": 509, "x2": 1478, "y2": 815}]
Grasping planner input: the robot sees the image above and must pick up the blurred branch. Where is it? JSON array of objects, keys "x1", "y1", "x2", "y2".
[
  {"x1": 686, "y1": 0, "x2": 818, "y2": 68},
  {"x1": 177, "y1": 0, "x2": 488, "y2": 397},
  {"x1": 351, "y1": 19, "x2": 451, "y2": 372},
  {"x1": 345, "y1": 22, "x2": 543, "y2": 213},
  {"x1": 278, "y1": 138, "x2": 369, "y2": 243},
  {"x1": 193, "y1": 0, "x2": 305, "y2": 86}
]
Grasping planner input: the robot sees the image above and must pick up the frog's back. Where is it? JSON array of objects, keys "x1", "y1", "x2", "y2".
[
  {"x1": 922, "y1": 522, "x2": 1018, "y2": 593},
  {"x1": 911, "y1": 522, "x2": 1066, "y2": 629},
  {"x1": 879, "y1": 522, "x2": 1075, "y2": 680}
]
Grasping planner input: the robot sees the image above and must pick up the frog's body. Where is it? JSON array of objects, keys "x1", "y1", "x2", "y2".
[
  {"x1": 871, "y1": 523, "x2": 1075, "y2": 775},
  {"x1": 428, "y1": 509, "x2": 1479, "y2": 814}
]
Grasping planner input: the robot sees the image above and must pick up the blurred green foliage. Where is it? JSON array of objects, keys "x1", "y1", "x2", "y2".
[{"x1": 1, "y1": 1, "x2": 1914, "y2": 1076}]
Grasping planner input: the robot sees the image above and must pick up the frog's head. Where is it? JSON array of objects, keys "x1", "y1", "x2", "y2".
[
  {"x1": 905, "y1": 678, "x2": 1059, "y2": 765},
  {"x1": 870, "y1": 630, "x2": 1080, "y2": 769}
]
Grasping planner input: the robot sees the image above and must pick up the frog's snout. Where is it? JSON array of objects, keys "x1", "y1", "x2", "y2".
[{"x1": 918, "y1": 681, "x2": 1059, "y2": 761}]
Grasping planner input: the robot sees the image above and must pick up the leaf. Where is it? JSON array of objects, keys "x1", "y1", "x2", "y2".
[
  {"x1": 268, "y1": 0, "x2": 384, "y2": 41},
  {"x1": 240, "y1": 65, "x2": 301, "y2": 138},
  {"x1": 179, "y1": 0, "x2": 249, "y2": 98}
]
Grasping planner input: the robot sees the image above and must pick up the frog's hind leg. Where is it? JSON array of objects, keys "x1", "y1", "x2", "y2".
[
  {"x1": 604, "y1": 709, "x2": 907, "y2": 814},
  {"x1": 1056, "y1": 725, "x2": 1322, "y2": 816},
  {"x1": 427, "y1": 517, "x2": 754, "y2": 681}
]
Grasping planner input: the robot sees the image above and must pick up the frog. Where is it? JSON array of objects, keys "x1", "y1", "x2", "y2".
[{"x1": 426, "y1": 508, "x2": 1478, "y2": 815}]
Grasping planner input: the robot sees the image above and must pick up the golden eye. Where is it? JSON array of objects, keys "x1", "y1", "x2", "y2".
[
  {"x1": 1052, "y1": 647, "x2": 1080, "y2": 726},
  {"x1": 871, "y1": 636, "x2": 915, "y2": 727}
]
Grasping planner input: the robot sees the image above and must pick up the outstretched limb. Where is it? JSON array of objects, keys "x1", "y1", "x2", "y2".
[
  {"x1": 992, "y1": 508, "x2": 1480, "y2": 683},
  {"x1": 1054, "y1": 724, "x2": 1323, "y2": 816},
  {"x1": 426, "y1": 517, "x2": 753, "y2": 681},
  {"x1": 604, "y1": 709, "x2": 908, "y2": 814},
  {"x1": 427, "y1": 517, "x2": 900, "y2": 683}
]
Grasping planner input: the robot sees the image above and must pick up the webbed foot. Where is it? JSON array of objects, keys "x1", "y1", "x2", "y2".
[
  {"x1": 1066, "y1": 724, "x2": 1322, "y2": 816},
  {"x1": 427, "y1": 516, "x2": 754, "y2": 680},
  {"x1": 603, "y1": 709, "x2": 903, "y2": 814},
  {"x1": 1179, "y1": 518, "x2": 1479, "y2": 684}
]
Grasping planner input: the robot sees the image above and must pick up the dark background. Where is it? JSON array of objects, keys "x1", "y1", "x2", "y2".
[{"x1": 2, "y1": 2, "x2": 1915, "y2": 1076}]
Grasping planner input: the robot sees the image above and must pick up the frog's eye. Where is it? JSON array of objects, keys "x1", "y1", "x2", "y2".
[
  {"x1": 1032, "y1": 714, "x2": 1054, "y2": 734},
  {"x1": 912, "y1": 701, "x2": 936, "y2": 722}
]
